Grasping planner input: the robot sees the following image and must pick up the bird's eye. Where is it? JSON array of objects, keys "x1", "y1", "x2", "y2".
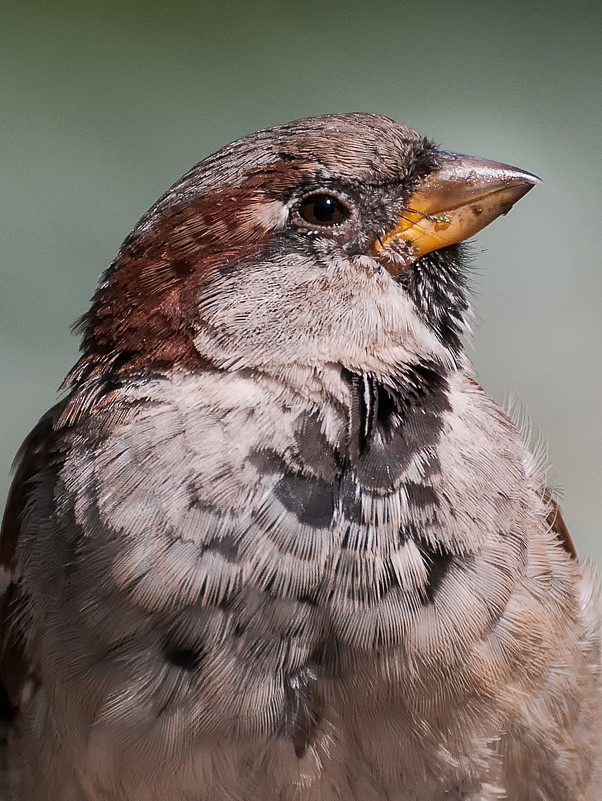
[{"x1": 297, "y1": 193, "x2": 350, "y2": 226}]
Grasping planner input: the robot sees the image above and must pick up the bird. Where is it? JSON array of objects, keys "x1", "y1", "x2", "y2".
[{"x1": 0, "y1": 112, "x2": 599, "y2": 801}]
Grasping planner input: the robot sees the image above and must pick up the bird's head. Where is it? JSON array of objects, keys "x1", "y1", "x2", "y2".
[{"x1": 70, "y1": 113, "x2": 539, "y2": 393}]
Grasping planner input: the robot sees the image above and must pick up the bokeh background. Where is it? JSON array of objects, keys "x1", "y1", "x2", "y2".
[{"x1": 2, "y1": 0, "x2": 601, "y2": 562}]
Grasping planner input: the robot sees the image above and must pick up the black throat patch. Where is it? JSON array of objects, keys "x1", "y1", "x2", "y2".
[{"x1": 343, "y1": 361, "x2": 450, "y2": 491}]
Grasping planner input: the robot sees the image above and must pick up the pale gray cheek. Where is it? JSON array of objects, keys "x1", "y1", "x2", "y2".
[{"x1": 193, "y1": 252, "x2": 453, "y2": 376}]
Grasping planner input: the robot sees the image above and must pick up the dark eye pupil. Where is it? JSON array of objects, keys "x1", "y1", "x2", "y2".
[
  {"x1": 312, "y1": 196, "x2": 337, "y2": 222},
  {"x1": 298, "y1": 194, "x2": 348, "y2": 226}
]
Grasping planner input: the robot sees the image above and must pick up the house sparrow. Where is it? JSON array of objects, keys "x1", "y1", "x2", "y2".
[{"x1": 0, "y1": 113, "x2": 599, "y2": 801}]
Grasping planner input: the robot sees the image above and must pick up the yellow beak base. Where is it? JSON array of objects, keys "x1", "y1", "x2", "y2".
[{"x1": 375, "y1": 153, "x2": 541, "y2": 258}]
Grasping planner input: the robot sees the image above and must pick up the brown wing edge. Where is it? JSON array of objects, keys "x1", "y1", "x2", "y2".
[
  {"x1": 544, "y1": 491, "x2": 578, "y2": 561},
  {"x1": 0, "y1": 403, "x2": 67, "y2": 729}
]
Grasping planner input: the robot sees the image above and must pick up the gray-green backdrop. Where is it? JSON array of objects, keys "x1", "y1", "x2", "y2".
[{"x1": 2, "y1": 0, "x2": 601, "y2": 563}]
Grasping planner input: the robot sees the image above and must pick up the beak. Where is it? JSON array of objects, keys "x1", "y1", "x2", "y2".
[{"x1": 374, "y1": 152, "x2": 541, "y2": 258}]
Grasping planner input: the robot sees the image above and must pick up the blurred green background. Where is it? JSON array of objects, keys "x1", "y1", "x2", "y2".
[{"x1": 1, "y1": 0, "x2": 601, "y2": 562}]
